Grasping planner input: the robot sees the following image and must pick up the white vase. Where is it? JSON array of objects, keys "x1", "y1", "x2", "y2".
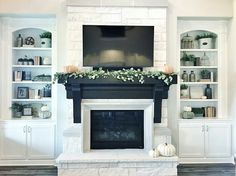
[
  {"x1": 41, "y1": 38, "x2": 51, "y2": 48},
  {"x1": 199, "y1": 38, "x2": 213, "y2": 49},
  {"x1": 181, "y1": 89, "x2": 189, "y2": 98}
]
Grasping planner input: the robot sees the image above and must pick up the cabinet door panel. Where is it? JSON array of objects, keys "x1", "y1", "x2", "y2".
[
  {"x1": 0, "y1": 124, "x2": 26, "y2": 159},
  {"x1": 27, "y1": 124, "x2": 55, "y2": 159},
  {"x1": 179, "y1": 123, "x2": 205, "y2": 157},
  {"x1": 205, "y1": 123, "x2": 231, "y2": 157}
]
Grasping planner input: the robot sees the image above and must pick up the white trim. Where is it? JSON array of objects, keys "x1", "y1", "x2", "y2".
[{"x1": 66, "y1": 0, "x2": 168, "y2": 7}]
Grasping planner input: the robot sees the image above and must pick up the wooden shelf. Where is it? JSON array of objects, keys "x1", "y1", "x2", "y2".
[
  {"x1": 12, "y1": 65, "x2": 52, "y2": 68},
  {"x1": 180, "y1": 49, "x2": 218, "y2": 52},
  {"x1": 180, "y1": 66, "x2": 218, "y2": 69},
  {"x1": 180, "y1": 82, "x2": 218, "y2": 85},
  {"x1": 180, "y1": 99, "x2": 218, "y2": 102},
  {"x1": 12, "y1": 47, "x2": 52, "y2": 51},
  {"x1": 12, "y1": 81, "x2": 52, "y2": 84},
  {"x1": 12, "y1": 98, "x2": 52, "y2": 102}
]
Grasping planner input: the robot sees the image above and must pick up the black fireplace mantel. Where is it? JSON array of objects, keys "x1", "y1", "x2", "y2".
[{"x1": 60, "y1": 75, "x2": 177, "y2": 123}]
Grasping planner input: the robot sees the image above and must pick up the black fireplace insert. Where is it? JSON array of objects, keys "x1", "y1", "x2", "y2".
[{"x1": 91, "y1": 110, "x2": 144, "y2": 149}]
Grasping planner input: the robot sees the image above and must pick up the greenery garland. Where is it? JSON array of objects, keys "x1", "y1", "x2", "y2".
[{"x1": 54, "y1": 68, "x2": 175, "y2": 85}]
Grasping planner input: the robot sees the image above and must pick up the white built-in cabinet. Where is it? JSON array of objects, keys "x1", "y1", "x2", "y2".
[
  {"x1": 0, "y1": 122, "x2": 55, "y2": 160},
  {"x1": 179, "y1": 121, "x2": 231, "y2": 159},
  {"x1": 0, "y1": 17, "x2": 56, "y2": 164},
  {"x1": 177, "y1": 20, "x2": 233, "y2": 163}
]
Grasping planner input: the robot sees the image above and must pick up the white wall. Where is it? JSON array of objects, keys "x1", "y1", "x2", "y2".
[
  {"x1": 228, "y1": 0, "x2": 236, "y2": 157},
  {"x1": 168, "y1": 0, "x2": 232, "y2": 17},
  {"x1": 0, "y1": 0, "x2": 58, "y2": 14}
]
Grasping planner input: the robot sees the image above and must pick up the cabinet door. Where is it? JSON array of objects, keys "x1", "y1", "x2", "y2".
[
  {"x1": 205, "y1": 122, "x2": 231, "y2": 157},
  {"x1": 0, "y1": 124, "x2": 27, "y2": 159},
  {"x1": 27, "y1": 123, "x2": 55, "y2": 159},
  {"x1": 179, "y1": 123, "x2": 205, "y2": 157}
]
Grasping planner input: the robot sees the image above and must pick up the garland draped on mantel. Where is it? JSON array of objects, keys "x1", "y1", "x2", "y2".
[{"x1": 54, "y1": 68, "x2": 175, "y2": 85}]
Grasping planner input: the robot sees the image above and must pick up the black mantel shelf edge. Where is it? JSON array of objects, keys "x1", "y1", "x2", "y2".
[{"x1": 60, "y1": 75, "x2": 177, "y2": 123}]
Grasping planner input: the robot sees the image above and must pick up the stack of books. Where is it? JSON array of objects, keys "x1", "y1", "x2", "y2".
[{"x1": 204, "y1": 106, "x2": 216, "y2": 117}]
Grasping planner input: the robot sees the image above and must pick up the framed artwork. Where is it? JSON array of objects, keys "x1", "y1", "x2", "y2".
[
  {"x1": 23, "y1": 107, "x2": 32, "y2": 116},
  {"x1": 190, "y1": 87, "x2": 203, "y2": 99},
  {"x1": 17, "y1": 87, "x2": 29, "y2": 99}
]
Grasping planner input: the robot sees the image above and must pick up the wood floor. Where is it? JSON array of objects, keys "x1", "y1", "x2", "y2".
[
  {"x1": 0, "y1": 166, "x2": 57, "y2": 176},
  {"x1": 178, "y1": 163, "x2": 235, "y2": 176},
  {"x1": 0, "y1": 164, "x2": 235, "y2": 176}
]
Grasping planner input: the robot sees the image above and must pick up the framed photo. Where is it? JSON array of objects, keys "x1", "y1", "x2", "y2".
[
  {"x1": 17, "y1": 87, "x2": 29, "y2": 99},
  {"x1": 23, "y1": 107, "x2": 32, "y2": 116},
  {"x1": 190, "y1": 87, "x2": 203, "y2": 99}
]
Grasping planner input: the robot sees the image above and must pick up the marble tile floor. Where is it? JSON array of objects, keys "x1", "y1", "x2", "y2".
[{"x1": 0, "y1": 163, "x2": 235, "y2": 176}]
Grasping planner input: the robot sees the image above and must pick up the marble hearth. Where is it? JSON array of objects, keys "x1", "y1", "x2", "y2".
[{"x1": 57, "y1": 150, "x2": 178, "y2": 176}]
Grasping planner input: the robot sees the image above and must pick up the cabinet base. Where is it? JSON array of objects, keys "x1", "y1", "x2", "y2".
[{"x1": 179, "y1": 156, "x2": 235, "y2": 164}]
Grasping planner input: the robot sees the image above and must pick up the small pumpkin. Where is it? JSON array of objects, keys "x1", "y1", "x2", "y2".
[
  {"x1": 63, "y1": 65, "x2": 79, "y2": 73},
  {"x1": 157, "y1": 143, "x2": 176, "y2": 157},
  {"x1": 148, "y1": 148, "x2": 160, "y2": 158},
  {"x1": 162, "y1": 64, "x2": 174, "y2": 74}
]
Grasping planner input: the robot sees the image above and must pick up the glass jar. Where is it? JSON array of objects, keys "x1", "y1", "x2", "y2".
[
  {"x1": 189, "y1": 71, "x2": 196, "y2": 82},
  {"x1": 181, "y1": 71, "x2": 188, "y2": 82},
  {"x1": 200, "y1": 52, "x2": 210, "y2": 66},
  {"x1": 182, "y1": 111, "x2": 194, "y2": 119}
]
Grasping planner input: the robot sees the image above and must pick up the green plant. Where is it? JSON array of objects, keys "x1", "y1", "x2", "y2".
[
  {"x1": 195, "y1": 33, "x2": 217, "y2": 40},
  {"x1": 181, "y1": 52, "x2": 195, "y2": 62},
  {"x1": 200, "y1": 69, "x2": 210, "y2": 79},
  {"x1": 39, "y1": 32, "x2": 52, "y2": 39},
  {"x1": 10, "y1": 103, "x2": 24, "y2": 113},
  {"x1": 54, "y1": 68, "x2": 175, "y2": 85},
  {"x1": 180, "y1": 84, "x2": 188, "y2": 90}
]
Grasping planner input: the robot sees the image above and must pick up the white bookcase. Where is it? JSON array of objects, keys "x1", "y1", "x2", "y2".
[
  {"x1": 0, "y1": 17, "x2": 56, "y2": 164},
  {"x1": 177, "y1": 20, "x2": 233, "y2": 163}
]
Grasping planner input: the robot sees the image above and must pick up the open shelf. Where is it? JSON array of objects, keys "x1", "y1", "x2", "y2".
[
  {"x1": 12, "y1": 98, "x2": 52, "y2": 102},
  {"x1": 180, "y1": 49, "x2": 218, "y2": 52},
  {"x1": 12, "y1": 47, "x2": 52, "y2": 51}
]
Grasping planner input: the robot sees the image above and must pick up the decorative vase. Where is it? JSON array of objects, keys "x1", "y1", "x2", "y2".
[
  {"x1": 183, "y1": 61, "x2": 194, "y2": 66},
  {"x1": 14, "y1": 111, "x2": 22, "y2": 118},
  {"x1": 41, "y1": 38, "x2": 51, "y2": 48},
  {"x1": 199, "y1": 38, "x2": 213, "y2": 49},
  {"x1": 180, "y1": 89, "x2": 189, "y2": 98}
]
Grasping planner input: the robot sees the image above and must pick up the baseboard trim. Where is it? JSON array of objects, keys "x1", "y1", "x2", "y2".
[
  {"x1": 0, "y1": 159, "x2": 55, "y2": 166},
  {"x1": 179, "y1": 156, "x2": 235, "y2": 164}
]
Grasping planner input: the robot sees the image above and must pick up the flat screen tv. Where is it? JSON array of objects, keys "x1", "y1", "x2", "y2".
[{"x1": 83, "y1": 25, "x2": 154, "y2": 68}]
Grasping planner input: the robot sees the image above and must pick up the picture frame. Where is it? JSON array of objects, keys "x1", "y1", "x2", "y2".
[
  {"x1": 23, "y1": 107, "x2": 32, "y2": 116},
  {"x1": 17, "y1": 87, "x2": 29, "y2": 99},
  {"x1": 190, "y1": 87, "x2": 203, "y2": 99}
]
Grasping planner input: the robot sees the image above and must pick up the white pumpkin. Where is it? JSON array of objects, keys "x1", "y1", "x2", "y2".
[
  {"x1": 157, "y1": 143, "x2": 176, "y2": 157},
  {"x1": 148, "y1": 148, "x2": 160, "y2": 158}
]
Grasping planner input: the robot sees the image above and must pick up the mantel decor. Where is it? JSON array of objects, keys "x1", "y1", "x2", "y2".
[
  {"x1": 54, "y1": 68, "x2": 177, "y2": 123},
  {"x1": 54, "y1": 68, "x2": 175, "y2": 85}
]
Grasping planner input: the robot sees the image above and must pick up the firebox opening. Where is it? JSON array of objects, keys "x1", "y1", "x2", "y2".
[{"x1": 91, "y1": 110, "x2": 144, "y2": 149}]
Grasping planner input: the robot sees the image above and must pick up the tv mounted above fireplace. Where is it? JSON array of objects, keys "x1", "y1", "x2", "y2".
[{"x1": 83, "y1": 25, "x2": 154, "y2": 68}]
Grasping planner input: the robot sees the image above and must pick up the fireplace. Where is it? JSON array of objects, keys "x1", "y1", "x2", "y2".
[{"x1": 91, "y1": 110, "x2": 144, "y2": 149}]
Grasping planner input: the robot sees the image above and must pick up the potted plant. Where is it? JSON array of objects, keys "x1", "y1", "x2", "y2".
[
  {"x1": 181, "y1": 52, "x2": 195, "y2": 66},
  {"x1": 39, "y1": 31, "x2": 52, "y2": 48},
  {"x1": 10, "y1": 103, "x2": 23, "y2": 118},
  {"x1": 195, "y1": 32, "x2": 217, "y2": 49},
  {"x1": 200, "y1": 69, "x2": 210, "y2": 79},
  {"x1": 180, "y1": 84, "x2": 189, "y2": 99}
]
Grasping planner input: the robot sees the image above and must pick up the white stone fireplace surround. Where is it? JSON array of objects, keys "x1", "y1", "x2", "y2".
[
  {"x1": 82, "y1": 99, "x2": 154, "y2": 152},
  {"x1": 56, "y1": 2, "x2": 178, "y2": 176}
]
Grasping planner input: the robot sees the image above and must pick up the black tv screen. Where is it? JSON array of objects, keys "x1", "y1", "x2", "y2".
[{"x1": 83, "y1": 25, "x2": 154, "y2": 68}]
